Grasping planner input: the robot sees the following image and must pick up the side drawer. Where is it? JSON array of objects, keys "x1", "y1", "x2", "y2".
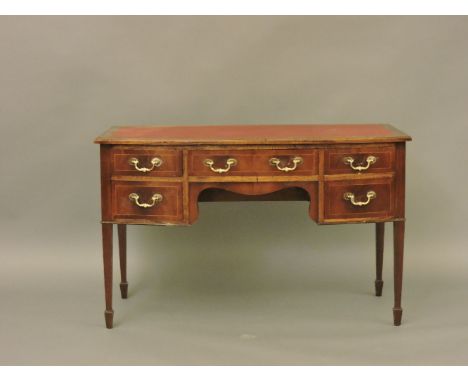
[
  {"x1": 188, "y1": 149, "x2": 318, "y2": 176},
  {"x1": 324, "y1": 144, "x2": 395, "y2": 175},
  {"x1": 112, "y1": 147, "x2": 182, "y2": 177},
  {"x1": 112, "y1": 181, "x2": 183, "y2": 223},
  {"x1": 323, "y1": 178, "x2": 394, "y2": 221}
]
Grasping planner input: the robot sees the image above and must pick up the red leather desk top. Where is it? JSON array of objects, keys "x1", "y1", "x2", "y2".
[{"x1": 95, "y1": 124, "x2": 411, "y2": 145}]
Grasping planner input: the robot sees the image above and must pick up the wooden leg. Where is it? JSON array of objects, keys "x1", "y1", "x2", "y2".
[
  {"x1": 102, "y1": 223, "x2": 114, "y2": 329},
  {"x1": 118, "y1": 224, "x2": 128, "y2": 299},
  {"x1": 393, "y1": 221, "x2": 405, "y2": 326},
  {"x1": 375, "y1": 223, "x2": 385, "y2": 296}
]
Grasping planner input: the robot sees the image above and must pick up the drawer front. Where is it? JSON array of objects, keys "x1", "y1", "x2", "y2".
[
  {"x1": 112, "y1": 181, "x2": 183, "y2": 222},
  {"x1": 112, "y1": 148, "x2": 182, "y2": 177},
  {"x1": 324, "y1": 145, "x2": 395, "y2": 175},
  {"x1": 189, "y1": 149, "x2": 318, "y2": 176},
  {"x1": 323, "y1": 178, "x2": 394, "y2": 221}
]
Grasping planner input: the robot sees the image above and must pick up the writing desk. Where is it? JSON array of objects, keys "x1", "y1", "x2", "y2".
[{"x1": 95, "y1": 124, "x2": 411, "y2": 329}]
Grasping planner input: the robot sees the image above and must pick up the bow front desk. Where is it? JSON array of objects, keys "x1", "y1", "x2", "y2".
[{"x1": 94, "y1": 124, "x2": 411, "y2": 329}]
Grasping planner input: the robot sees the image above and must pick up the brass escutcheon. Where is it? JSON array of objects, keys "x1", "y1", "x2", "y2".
[
  {"x1": 269, "y1": 156, "x2": 303, "y2": 172},
  {"x1": 128, "y1": 157, "x2": 163, "y2": 172},
  {"x1": 343, "y1": 155, "x2": 377, "y2": 171},
  {"x1": 343, "y1": 190, "x2": 377, "y2": 206},
  {"x1": 203, "y1": 158, "x2": 237, "y2": 173},
  {"x1": 128, "y1": 193, "x2": 163, "y2": 208}
]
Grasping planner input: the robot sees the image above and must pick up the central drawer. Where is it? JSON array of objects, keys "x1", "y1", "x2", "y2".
[{"x1": 188, "y1": 149, "x2": 318, "y2": 177}]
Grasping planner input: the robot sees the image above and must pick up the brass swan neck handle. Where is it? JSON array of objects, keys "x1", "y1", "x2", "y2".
[
  {"x1": 128, "y1": 157, "x2": 163, "y2": 172},
  {"x1": 343, "y1": 155, "x2": 377, "y2": 171},
  {"x1": 128, "y1": 193, "x2": 163, "y2": 208},
  {"x1": 343, "y1": 190, "x2": 377, "y2": 206},
  {"x1": 269, "y1": 156, "x2": 303, "y2": 172},
  {"x1": 203, "y1": 158, "x2": 237, "y2": 173}
]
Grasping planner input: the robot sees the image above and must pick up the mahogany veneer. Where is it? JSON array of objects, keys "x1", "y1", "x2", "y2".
[
  {"x1": 95, "y1": 124, "x2": 411, "y2": 328},
  {"x1": 323, "y1": 177, "x2": 394, "y2": 221},
  {"x1": 112, "y1": 181, "x2": 183, "y2": 223},
  {"x1": 188, "y1": 148, "x2": 318, "y2": 177},
  {"x1": 324, "y1": 144, "x2": 395, "y2": 175},
  {"x1": 112, "y1": 147, "x2": 182, "y2": 177}
]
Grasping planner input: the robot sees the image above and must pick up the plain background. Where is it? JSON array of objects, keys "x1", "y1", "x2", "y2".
[{"x1": 1, "y1": 16, "x2": 468, "y2": 365}]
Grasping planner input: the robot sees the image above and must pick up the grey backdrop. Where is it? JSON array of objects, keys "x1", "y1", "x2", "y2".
[{"x1": 1, "y1": 16, "x2": 468, "y2": 365}]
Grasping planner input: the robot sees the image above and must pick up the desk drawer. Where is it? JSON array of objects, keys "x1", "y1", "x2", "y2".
[
  {"x1": 189, "y1": 149, "x2": 317, "y2": 176},
  {"x1": 112, "y1": 147, "x2": 182, "y2": 177},
  {"x1": 323, "y1": 178, "x2": 394, "y2": 221},
  {"x1": 324, "y1": 145, "x2": 395, "y2": 175},
  {"x1": 112, "y1": 181, "x2": 183, "y2": 222}
]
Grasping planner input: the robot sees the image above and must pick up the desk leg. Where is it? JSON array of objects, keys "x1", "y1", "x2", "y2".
[
  {"x1": 393, "y1": 221, "x2": 405, "y2": 326},
  {"x1": 118, "y1": 224, "x2": 128, "y2": 299},
  {"x1": 102, "y1": 223, "x2": 114, "y2": 329},
  {"x1": 375, "y1": 223, "x2": 385, "y2": 296}
]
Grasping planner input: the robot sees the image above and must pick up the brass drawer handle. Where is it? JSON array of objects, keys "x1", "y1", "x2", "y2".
[
  {"x1": 343, "y1": 190, "x2": 376, "y2": 206},
  {"x1": 128, "y1": 157, "x2": 163, "y2": 172},
  {"x1": 128, "y1": 193, "x2": 163, "y2": 208},
  {"x1": 343, "y1": 155, "x2": 377, "y2": 171},
  {"x1": 269, "y1": 156, "x2": 303, "y2": 172},
  {"x1": 203, "y1": 158, "x2": 237, "y2": 173}
]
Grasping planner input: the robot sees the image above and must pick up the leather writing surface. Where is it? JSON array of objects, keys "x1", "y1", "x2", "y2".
[
  {"x1": 95, "y1": 124, "x2": 411, "y2": 144},
  {"x1": 113, "y1": 124, "x2": 394, "y2": 140}
]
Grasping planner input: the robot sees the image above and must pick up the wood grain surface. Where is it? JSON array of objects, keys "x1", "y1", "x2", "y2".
[{"x1": 95, "y1": 124, "x2": 411, "y2": 145}]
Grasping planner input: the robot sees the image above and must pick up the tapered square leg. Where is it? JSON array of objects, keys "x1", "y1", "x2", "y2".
[
  {"x1": 105, "y1": 309, "x2": 114, "y2": 329},
  {"x1": 375, "y1": 223, "x2": 385, "y2": 296},
  {"x1": 118, "y1": 224, "x2": 128, "y2": 299},
  {"x1": 393, "y1": 221, "x2": 405, "y2": 326},
  {"x1": 102, "y1": 223, "x2": 114, "y2": 329}
]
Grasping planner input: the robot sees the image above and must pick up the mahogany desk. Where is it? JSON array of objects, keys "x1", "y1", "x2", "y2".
[{"x1": 95, "y1": 124, "x2": 411, "y2": 329}]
